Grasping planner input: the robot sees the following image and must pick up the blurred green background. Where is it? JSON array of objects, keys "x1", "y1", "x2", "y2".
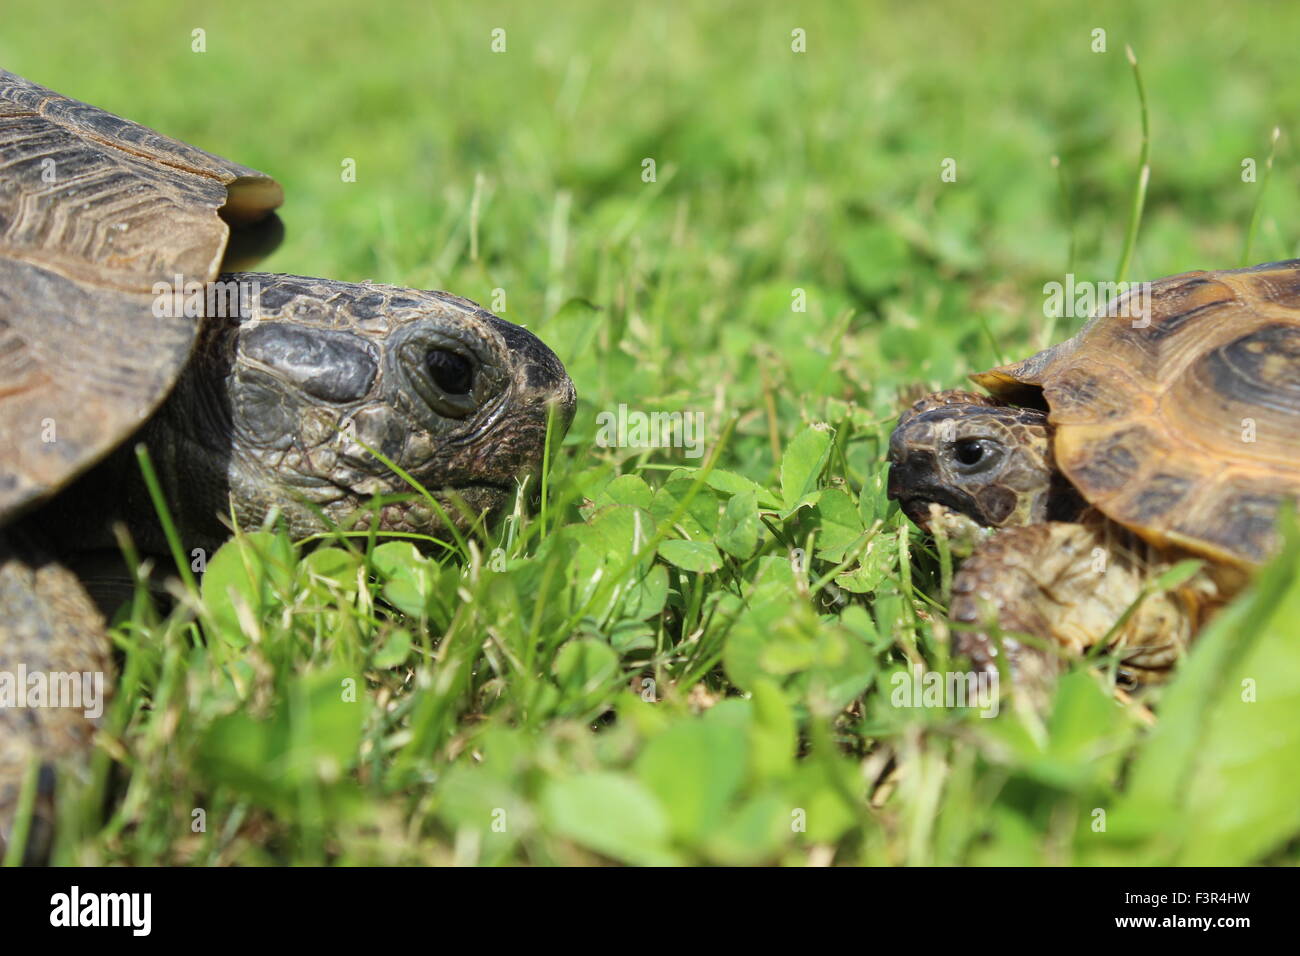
[{"x1": 5, "y1": 0, "x2": 1300, "y2": 865}]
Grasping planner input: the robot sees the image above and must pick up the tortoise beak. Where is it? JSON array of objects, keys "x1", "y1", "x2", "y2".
[
  {"x1": 887, "y1": 456, "x2": 936, "y2": 530},
  {"x1": 887, "y1": 436, "x2": 932, "y2": 529},
  {"x1": 886, "y1": 422, "x2": 927, "y2": 510},
  {"x1": 488, "y1": 315, "x2": 577, "y2": 437},
  {"x1": 887, "y1": 423, "x2": 978, "y2": 531}
]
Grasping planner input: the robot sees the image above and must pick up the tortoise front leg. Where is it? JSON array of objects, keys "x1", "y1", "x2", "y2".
[
  {"x1": 948, "y1": 518, "x2": 1207, "y2": 688},
  {"x1": 0, "y1": 534, "x2": 113, "y2": 863}
]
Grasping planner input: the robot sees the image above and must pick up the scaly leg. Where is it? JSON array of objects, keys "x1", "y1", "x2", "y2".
[
  {"x1": 0, "y1": 534, "x2": 113, "y2": 863},
  {"x1": 948, "y1": 517, "x2": 1214, "y2": 689}
]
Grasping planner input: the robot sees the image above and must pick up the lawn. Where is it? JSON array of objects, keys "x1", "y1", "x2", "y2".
[{"x1": 5, "y1": 0, "x2": 1300, "y2": 865}]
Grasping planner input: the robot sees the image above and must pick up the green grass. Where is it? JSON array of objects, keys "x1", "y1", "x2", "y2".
[{"x1": 6, "y1": 0, "x2": 1300, "y2": 865}]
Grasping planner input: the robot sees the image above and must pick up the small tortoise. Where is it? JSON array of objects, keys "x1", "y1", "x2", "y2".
[
  {"x1": 0, "y1": 70, "x2": 575, "y2": 855},
  {"x1": 888, "y1": 260, "x2": 1300, "y2": 687}
]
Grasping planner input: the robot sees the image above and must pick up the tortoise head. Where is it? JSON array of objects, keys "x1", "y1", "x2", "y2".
[
  {"x1": 133, "y1": 276, "x2": 577, "y2": 551},
  {"x1": 886, "y1": 390, "x2": 1073, "y2": 531}
]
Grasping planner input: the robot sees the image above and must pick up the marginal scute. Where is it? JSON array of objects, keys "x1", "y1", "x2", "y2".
[
  {"x1": 1127, "y1": 472, "x2": 1194, "y2": 524},
  {"x1": 1173, "y1": 484, "x2": 1284, "y2": 566}
]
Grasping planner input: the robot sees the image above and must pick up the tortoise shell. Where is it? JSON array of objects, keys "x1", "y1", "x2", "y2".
[
  {"x1": 971, "y1": 260, "x2": 1300, "y2": 568},
  {"x1": 0, "y1": 70, "x2": 282, "y2": 521}
]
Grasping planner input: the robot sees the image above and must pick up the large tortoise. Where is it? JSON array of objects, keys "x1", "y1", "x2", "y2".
[
  {"x1": 0, "y1": 70, "x2": 575, "y2": 856},
  {"x1": 887, "y1": 260, "x2": 1300, "y2": 687}
]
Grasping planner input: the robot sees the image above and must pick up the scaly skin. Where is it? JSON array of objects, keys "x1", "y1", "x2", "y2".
[
  {"x1": 0, "y1": 533, "x2": 113, "y2": 864},
  {"x1": 948, "y1": 516, "x2": 1212, "y2": 696}
]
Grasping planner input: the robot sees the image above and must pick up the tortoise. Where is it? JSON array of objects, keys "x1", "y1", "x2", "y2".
[
  {"x1": 0, "y1": 70, "x2": 576, "y2": 857},
  {"x1": 887, "y1": 260, "x2": 1300, "y2": 689}
]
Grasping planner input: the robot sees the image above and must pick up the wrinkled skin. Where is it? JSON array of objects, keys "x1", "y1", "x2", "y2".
[
  {"x1": 29, "y1": 275, "x2": 577, "y2": 559},
  {"x1": 887, "y1": 390, "x2": 1212, "y2": 691}
]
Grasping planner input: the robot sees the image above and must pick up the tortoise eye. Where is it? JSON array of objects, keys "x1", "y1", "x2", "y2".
[
  {"x1": 951, "y1": 438, "x2": 1002, "y2": 473},
  {"x1": 425, "y1": 349, "x2": 474, "y2": 395},
  {"x1": 954, "y1": 439, "x2": 985, "y2": 466}
]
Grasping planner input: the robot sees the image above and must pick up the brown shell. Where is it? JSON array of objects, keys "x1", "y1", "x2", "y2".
[
  {"x1": 0, "y1": 70, "x2": 283, "y2": 521},
  {"x1": 972, "y1": 260, "x2": 1300, "y2": 568}
]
